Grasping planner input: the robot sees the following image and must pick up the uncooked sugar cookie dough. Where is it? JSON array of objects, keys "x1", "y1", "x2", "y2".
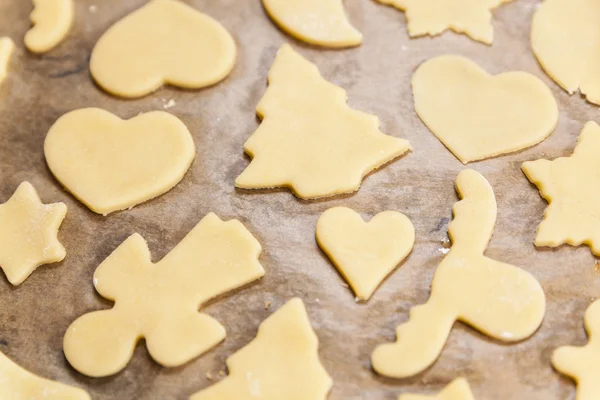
[
  {"x1": 371, "y1": 170, "x2": 546, "y2": 378},
  {"x1": 316, "y1": 207, "x2": 415, "y2": 301},
  {"x1": 413, "y1": 55, "x2": 557, "y2": 163},
  {"x1": 532, "y1": 0, "x2": 600, "y2": 105},
  {"x1": 63, "y1": 213, "x2": 264, "y2": 377},
  {"x1": 25, "y1": 0, "x2": 74, "y2": 53},
  {"x1": 522, "y1": 122, "x2": 600, "y2": 256},
  {"x1": 262, "y1": 0, "x2": 362, "y2": 48},
  {"x1": 90, "y1": 0, "x2": 236, "y2": 98},
  {"x1": 0, "y1": 37, "x2": 14, "y2": 85},
  {"x1": 190, "y1": 298, "x2": 332, "y2": 400},
  {"x1": 235, "y1": 44, "x2": 411, "y2": 199},
  {"x1": 44, "y1": 108, "x2": 195, "y2": 215},
  {"x1": 398, "y1": 378, "x2": 475, "y2": 400}
]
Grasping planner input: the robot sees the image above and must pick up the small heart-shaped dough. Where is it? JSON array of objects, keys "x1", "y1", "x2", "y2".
[
  {"x1": 90, "y1": 0, "x2": 236, "y2": 98},
  {"x1": 316, "y1": 207, "x2": 415, "y2": 301},
  {"x1": 44, "y1": 108, "x2": 195, "y2": 215},
  {"x1": 413, "y1": 55, "x2": 558, "y2": 163}
]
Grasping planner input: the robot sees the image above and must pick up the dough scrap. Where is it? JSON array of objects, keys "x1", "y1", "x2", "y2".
[
  {"x1": 90, "y1": 0, "x2": 236, "y2": 98},
  {"x1": 531, "y1": 0, "x2": 600, "y2": 105},
  {"x1": 522, "y1": 122, "x2": 600, "y2": 256},
  {"x1": 44, "y1": 108, "x2": 195, "y2": 215},
  {"x1": 398, "y1": 378, "x2": 475, "y2": 400},
  {"x1": 412, "y1": 55, "x2": 558, "y2": 163},
  {"x1": 25, "y1": 0, "x2": 74, "y2": 53},
  {"x1": 316, "y1": 207, "x2": 415, "y2": 301},
  {"x1": 189, "y1": 298, "x2": 332, "y2": 400},
  {"x1": 63, "y1": 213, "x2": 265, "y2": 377},
  {"x1": 0, "y1": 351, "x2": 90, "y2": 400},
  {"x1": 235, "y1": 44, "x2": 411, "y2": 199},
  {"x1": 0, "y1": 37, "x2": 14, "y2": 85},
  {"x1": 371, "y1": 169, "x2": 546, "y2": 378},
  {"x1": 262, "y1": 0, "x2": 362, "y2": 48},
  {"x1": 0, "y1": 182, "x2": 67, "y2": 286},
  {"x1": 552, "y1": 299, "x2": 600, "y2": 400}
]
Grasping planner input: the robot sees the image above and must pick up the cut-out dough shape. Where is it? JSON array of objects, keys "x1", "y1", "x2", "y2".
[
  {"x1": 25, "y1": 0, "x2": 74, "y2": 53},
  {"x1": 0, "y1": 351, "x2": 90, "y2": 399},
  {"x1": 189, "y1": 298, "x2": 332, "y2": 400},
  {"x1": 262, "y1": 0, "x2": 362, "y2": 48},
  {"x1": 398, "y1": 378, "x2": 475, "y2": 400},
  {"x1": 0, "y1": 37, "x2": 14, "y2": 85},
  {"x1": 316, "y1": 207, "x2": 415, "y2": 301},
  {"x1": 522, "y1": 121, "x2": 600, "y2": 256},
  {"x1": 0, "y1": 182, "x2": 67, "y2": 286},
  {"x1": 44, "y1": 108, "x2": 195, "y2": 215},
  {"x1": 376, "y1": 0, "x2": 513, "y2": 44},
  {"x1": 90, "y1": 0, "x2": 236, "y2": 98},
  {"x1": 532, "y1": 0, "x2": 600, "y2": 105},
  {"x1": 63, "y1": 213, "x2": 264, "y2": 377},
  {"x1": 413, "y1": 55, "x2": 558, "y2": 163},
  {"x1": 235, "y1": 44, "x2": 410, "y2": 199},
  {"x1": 552, "y1": 299, "x2": 600, "y2": 400},
  {"x1": 371, "y1": 169, "x2": 546, "y2": 378}
]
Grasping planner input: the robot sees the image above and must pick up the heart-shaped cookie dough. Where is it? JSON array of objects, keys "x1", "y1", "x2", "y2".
[
  {"x1": 316, "y1": 207, "x2": 415, "y2": 301},
  {"x1": 413, "y1": 55, "x2": 558, "y2": 163},
  {"x1": 44, "y1": 108, "x2": 195, "y2": 215},
  {"x1": 90, "y1": 0, "x2": 236, "y2": 98}
]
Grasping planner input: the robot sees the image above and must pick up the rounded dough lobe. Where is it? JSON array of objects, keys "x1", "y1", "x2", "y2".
[{"x1": 25, "y1": 0, "x2": 74, "y2": 53}]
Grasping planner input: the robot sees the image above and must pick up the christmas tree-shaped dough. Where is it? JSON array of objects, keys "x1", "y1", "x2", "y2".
[
  {"x1": 398, "y1": 378, "x2": 474, "y2": 400},
  {"x1": 372, "y1": 170, "x2": 546, "y2": 378},
  {"x1": 235, "y1": 44, "x2": 410, "y2": 199},
  {"x1": 190, "y1": 298, "x2": 332, "y2": 400}
]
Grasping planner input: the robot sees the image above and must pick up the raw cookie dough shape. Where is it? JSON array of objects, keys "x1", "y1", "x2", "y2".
[
  {"x1": 0, "y1": 182, "x2": 67, "y2": 286},
  {"x1": 316, "y1": 207, "x2": 415, "y2": 301},
  {"x1": 552, "y1": 299, "x2": 600, "y2": 400},
  {"x1": 0, "y1": 37, "x2": 14, "y2": 85},
  {"x1": 531, "y1": 0, "x2": 600, "y2": 105},
  {"x1": 413, "y1": 55, "x2": 558, "y2": 163},
  {"x1": 25, "y1": 0, "x2": 74, "y2": 53},
  {"x1": 522, "y1": 122, "x2": 600, "y2": 256},
  {"x1": 0, "y1": 351, "x2": 90, "y2": 400},
  {"x1": 235, "y1": 44, "x2": 411, "y2": 199},
  {"x1": 262, "y1": 0, "x2": 362, "y2": 48},
  {"x1": 63, "y1": 213, "x2": 265, "y2": 378},
  {"x1": 398, "y1": 378, "x2": 475, "y2": 400},
  {"x1": 44, "y1": 108, "x2": 195, "y2": 215},
  {"x1": 371, "y1": 169, "x2": 546, "y2": 378},
  {"x1": 376, "y1": 0, "x2": 513, "y2": 44},
  {"x1": 189, "y1": 298, "x2": 332, "y2": 400},
  {"x1": 90, "y1": 0, "x2": 236, "y2": 98}
]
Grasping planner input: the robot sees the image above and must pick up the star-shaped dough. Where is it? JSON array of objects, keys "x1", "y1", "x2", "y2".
[
  {"x1": 522, "y1": 121, "x2": 600, "y2": 256},
  {"x1": 0, "y1": 182, "x2": 67, "y2": 285},
  {"x1": 398, "y1": 378, "x2": 474, "y2": 400}
]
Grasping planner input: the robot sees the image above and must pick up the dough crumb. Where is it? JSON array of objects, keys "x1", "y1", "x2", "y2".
[
  {"x1": 339, "y1": 282, "x2": 349, "y2": 288},
  {"x1": 218, "y1": 370, "x2": 225, "y2": 377},
  {"x1": 264, "y1": 301, "x2": 271, "y2": 310},
  {"x1": 163, "y1": 99, "x2": 176, "y2": 109},
  {"x1": 205, "y1": 372, "x2": 213, "y2": 381}
]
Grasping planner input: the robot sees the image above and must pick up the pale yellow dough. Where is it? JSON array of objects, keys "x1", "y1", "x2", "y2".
[
  {"x1": 398, "y1": 378, "x2": 474, "y2": 400},
  {"x1": 25, "y1": 0, "x2": 74, "y2": 53},
  {"x1": 63, "y1": 213, "x2": 264, "y2": 377},
  {"x1": 553, "y1": 299, "x2": 600, "y2": 400},
  {"x1": 413, "y1": 55, "x2": 558, "y2": 163},
  {"x1": 262, "y1": 0, "x2": 362, "y2": 48},
  {"x1": 377, "y1": 0, "x2": 513, "y2": 44},
  {"x1": 90, "y1": 0, "x2": 236, "y2": 98},
  {"x1": 44, "y1": 108, "x2": 195, "y2": 215},
  {"x1": 0, "y1": 351, "x2": 89, "y2": 400},
  {"x1": 0, "y1": 37, "x2": 14, "y2": 85},
  {"x1": 532, "y1": 0, "x2": 600, "y2": 105},
  {"x1": 316, "y1": 207, "x2": 415, "y2": 301},
  {"x1": 0, "y1": 182, "x2": 67, "y2": 286},
  {"x1": 371, "y1": 169, "x2": 546, "y2": 378},
  {"x1": 235, "y1": 44, "x2": 411, "y2": 199},
  {"x1": 522, "y1": 122, "x2": 600, "y2": 256},
  {"x1": 190, "y1": 298, "x2": 332, "y2": 400}
]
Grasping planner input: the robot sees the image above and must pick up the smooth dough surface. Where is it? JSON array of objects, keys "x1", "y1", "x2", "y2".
[
  {"x1": 235, "y1": 44, "x2": 411, "y2": 199},
  {"x1": 25, "y1": 0, "x2": 74, "y2": 53},
  {"x1": 0, "y1": 182, "x2": 66, "y2": 286},
  {"x1": 63, "y1": 213, "x2": 265, "y2": 377},
  {"x1": 262, "y1": 0, "x2": 362, "y2": 48},
  {"x1": 0, "y1": 37, "x2": 14, "y2": 85},
  {"x1": 371, "y1": 169, "x2": 546, "y2": 378},
  {"x1": 532, "y1": 0, "x2": 600, "y2": 105},
  {"x1": 522, "y1": 121, "x2": 600, "y2": 256},
  {"x1": 316, "y1": 207, "x2": 415, "y2": 301},
  {"x1": 44, "y1": 108, "x2": 195, "y2": 215},
  {"x1": 398, "y1": 378, "x2": 475, "y2": 400},
  {"x1": 190, "y1": 298, "x2": 332, "y2": 400},
  {"x1": 413, "y1": 55, "x2": 558, "y2": 163},
  {"x1": 90, "y1": 0, "x2": 236, "y2": 98}
]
